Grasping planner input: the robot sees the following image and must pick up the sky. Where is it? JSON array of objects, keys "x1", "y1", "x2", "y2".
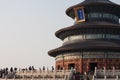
[{"x1": 0, "y1": 0, "x2": 119, "y2": 69}]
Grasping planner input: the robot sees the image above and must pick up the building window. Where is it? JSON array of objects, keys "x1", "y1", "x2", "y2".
[
  {"x1": 63, "y1": 34, "x2": 120, "y2": 42},
  {"x1": 55, "y1": 52, "x2": 120, "y2": 61},
  {"x1": 87, "y1": 13, "x2": 119, "y2": 24}
]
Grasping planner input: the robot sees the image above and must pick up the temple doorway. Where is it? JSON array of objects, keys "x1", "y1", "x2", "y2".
[
  {"x1": 57, "y1": 65, "x2": 60, "y2": 70},
  {"x1": 68, "y1": 63, "x2": 75, "y2": 70},
  {"x1": 90, "y1": 63, "x2": 97, "y2": 71}
]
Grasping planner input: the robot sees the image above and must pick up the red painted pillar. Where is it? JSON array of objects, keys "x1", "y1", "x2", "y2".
[
  {"x1": 62, "y1": 55, "x2": 64, "y2": 70},
  {"x1": 104, "y1": 58, "x2": 107, "y2": 69},
  {"x1": 80, "y1": 59, "x2": 83, "y2": 74},
  {"x1": 87, "y1": 63, "x2": 89, "y2": 72}
]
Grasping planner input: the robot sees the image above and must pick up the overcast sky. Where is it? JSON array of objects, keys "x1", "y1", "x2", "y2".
[{"x1": 0, "y1": 0, "x2": 119, "y2": 69}]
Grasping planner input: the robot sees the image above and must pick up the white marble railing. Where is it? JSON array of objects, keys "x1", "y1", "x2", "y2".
[
  {"x1": 93, "y1": 67, "x2": 120, "y2": 80},
  {"x1": 14, "y1": 69, "x2": 71, "y2": 80}
]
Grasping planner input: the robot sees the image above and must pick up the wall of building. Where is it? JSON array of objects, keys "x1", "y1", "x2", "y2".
[{"x1": 55, "y1": 58, "x2": 120, "y2": 73}]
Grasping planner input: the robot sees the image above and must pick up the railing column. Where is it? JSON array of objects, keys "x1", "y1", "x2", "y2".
[
  {"x1": 23, "y1": 75, "x2": 24, "y2": 80},
  {"x1": 113, "y1": 66, "x2": 115, "y2": 76},
  {"x1": 64, "y1": 75, "x2": 67, "y2": 80},
  {"x1": 42, "y1": 75, "x2": 44, "y2": 80},
  {"x1": 92, "y1": 75, "x2": 95, "y2": 80},
  {"x1": 94, "y1": 67, "x2": 97, "y2": 76},
  {"x1": 62, "y1": 67, "x2": 65, "y2": 79},
  {"x1": 53, "y1": 70, "x2": 56, "y2": 80},
  {"x1": 13, "y1": 76, "x2": 16, "y2": 80},
  {"x1": 116, "y1": 75, "x2": 118, "y2": 80},
  {"x1": 104, "y1": 67, "x2": 106, "y2": 76},
  {"x1": 104, "y1": 75, "x2": 106, "y2": 80},
  {"x1": 32, "y1": 76, "x2": 34, "y2": 80},
  {"x1": 5, "y1": 76, "x2": 7, "y2": 80}
]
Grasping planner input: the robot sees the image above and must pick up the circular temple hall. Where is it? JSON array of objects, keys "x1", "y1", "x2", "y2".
[{"x1": 48, "y1": 0, "x2": 120, "y2": 73}]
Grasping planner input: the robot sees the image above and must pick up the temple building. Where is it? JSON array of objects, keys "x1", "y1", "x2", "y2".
[{"x1": 48, "y1": 0, "x2": 120, "y2": 73}]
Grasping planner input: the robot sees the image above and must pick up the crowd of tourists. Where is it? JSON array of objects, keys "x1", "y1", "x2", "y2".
[
  {"x1": 0, "y1": 67, "x2": 17, "y2": 78},
  {"x1": 68, "y1": 69, "x2": 90, "y2": 80},
  {"x1": 19, "y1": 66, "x2": 54, "y2": 72},
  {"x1": 0, "y1": 66, "x2": 91, "y2": 80},
  {"x1": 0, "y1": 66, "x2": 54, "y2": 78}
]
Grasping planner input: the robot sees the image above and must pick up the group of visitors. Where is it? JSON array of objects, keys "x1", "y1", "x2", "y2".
[
  {"x1": 68, "y1": 70, "x2": 90, "y2": 80},
  {"x1": 39, "y1": 66, "x2": 54, "y2": 71},
  {"x1": 0, "y1": 67, "x2": 17, "y2": 78},
  {"x1": 0, "y1": 66, "x2": 54, "y2": 78},
  {"x1": 20, "y1": 66, "x2": 54, "y2": 72}
]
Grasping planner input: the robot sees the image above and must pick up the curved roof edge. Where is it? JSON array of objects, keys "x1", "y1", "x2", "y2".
[
  {"x1": 66, "y1": 0, "x2": 120, "y2": 18},
  {"x1": 48, "y1": 40, "x2": 120, "y2": 57},
  {"x1": 55, "y1": 22, "x2": 120, "y2": 39}
]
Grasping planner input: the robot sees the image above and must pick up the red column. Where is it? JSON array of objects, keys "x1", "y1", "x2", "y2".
[
  {"x1": 87, "y1": 63, "x2": 89, "y2": 72},
  {"x1": 104, "y1": 58, "x2": 107, "y2": 69},
  {"x1": 80, "y1": 59, "x2": 83, "y2": 74},
  {"x1": 62, "y1": 55, "x2": 64, "y2": 70},
  {"x1": 104, "y1": 52, "x2": 107, "y2": 69}
]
